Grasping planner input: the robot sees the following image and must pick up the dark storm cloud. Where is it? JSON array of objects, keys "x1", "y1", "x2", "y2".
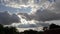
[
  {"x1": 0, "y1": 11, "x2": 20, "y2": 25},
  {"x1": 18, "y1": 9, "x2": 60, "y2": 21},
  {"x1": 30, "y1": 9, "x2": 56, "y2": 21}
]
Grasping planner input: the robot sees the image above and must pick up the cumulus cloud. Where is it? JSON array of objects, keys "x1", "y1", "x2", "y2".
[
  {"x1": 17, "y1": 0, "x2": 60, "y2": 21},
  {"x1": 0, "y1": 11, "x2": 20, "y2": 25},
  {"x1": 17, "y1": 8, "x2": 60, "y2": 27},
  {"x1": 30, "y1": 9, "x2": 60, "y2": 21},
  {"x1": 18, "y1": 9, "x2": 60, "y2": 22}
]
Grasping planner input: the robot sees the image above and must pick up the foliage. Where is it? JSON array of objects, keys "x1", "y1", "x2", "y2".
[
  {"x1": 49, "y1": 23, "x2": 60, "y2": 29},
  {"x1": 0, "y1": 24, "x2": 43, "y2": 34},
  {"x1": 0, "y1": 23, "x2": 60, "y2": 34},
  {"x1": 20, "y1": 29, "x2": 43, "y2": 34}
]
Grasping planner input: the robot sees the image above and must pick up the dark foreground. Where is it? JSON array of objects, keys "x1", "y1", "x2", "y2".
[{"x1": 0, "y1": 23, "x2": 60, "y2": 34}]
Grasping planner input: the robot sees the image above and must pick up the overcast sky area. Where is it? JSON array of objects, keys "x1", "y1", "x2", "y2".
[{"x1": 0, "y1": 0, "x2": 60, "y2": 30}]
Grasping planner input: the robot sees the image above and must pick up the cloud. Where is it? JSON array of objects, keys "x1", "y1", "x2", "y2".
[
  {"x1": 17, "y1": 0, "x2": 60, "y2": 21},
  {"x1": 18, "y1": 13, "x2": 31, "y2": 21},
  {"x1": 1, "y1": 0, "x2": 60, "y2": 27},
  {"x1": 18, "y1": 8, "x2": 60, "y2": 22},
  {"x1": 17, "y1": 23, "x2": 49, "y2": 28},
  {"x1": 51, "y1": 0, "x2": 60, "y2": 13},
  {"x1": 11, "y1": 22, "x2": 49, "y2": 28},
  {"x1": 0, "y1": 0, "x2": 53, "y2": 9},
  {"x1": 1, "y1": 0, "x2": 60, "y2": 13},
  {"x1": 16, "y1": 0, "x2": 60, "y2": 27},
  {"x1": 0, "y1": 0, "x2": 29, "y2": 8},
  {"x1": 0, "y1": 11, "x2": 20, "y2": 25},
  {"x1": 0, "y1": 0, "x2": 58, "y2": 13},
  {"x1": 17, "y1": 8, "x2": 60, "y2": 27}
]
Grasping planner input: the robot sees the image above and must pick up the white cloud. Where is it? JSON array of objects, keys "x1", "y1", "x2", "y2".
[
  {"x1": 1, "y1": 0, "x2": 58, "y2": 14},
  {"x1": 0, "y1": 0, "x2": 53, "y2": 10}
]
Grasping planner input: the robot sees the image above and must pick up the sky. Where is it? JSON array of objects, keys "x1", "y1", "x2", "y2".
[{"x1": 0, "y1": 0, "x2": 60, "y2": 29}]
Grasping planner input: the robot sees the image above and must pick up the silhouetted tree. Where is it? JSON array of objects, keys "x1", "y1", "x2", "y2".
[
  {"x1": 23, "y1": 29, "x2": 38, "y2": 34},
  {"x1": 20, "y1": 29, "x2": 44, "y2": 34},
  {"x1": 43, "y1": 27, "x2": 48, "y2": 31},
  {"x1": 43, "y1": 28, "x2": 60, "y2": 34},
  {"x1": 0, "y1": 24, "x2": 19, "y2": 34},
  {"x1": 49, "y1": 23, "x2": 60, "y2": 29},
  {"x1": 38, "y1": 31, "x2": 43, "y2": 34},
  {"x1": 0, "y1": 24, "x2": 4, "y2": 34}
]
